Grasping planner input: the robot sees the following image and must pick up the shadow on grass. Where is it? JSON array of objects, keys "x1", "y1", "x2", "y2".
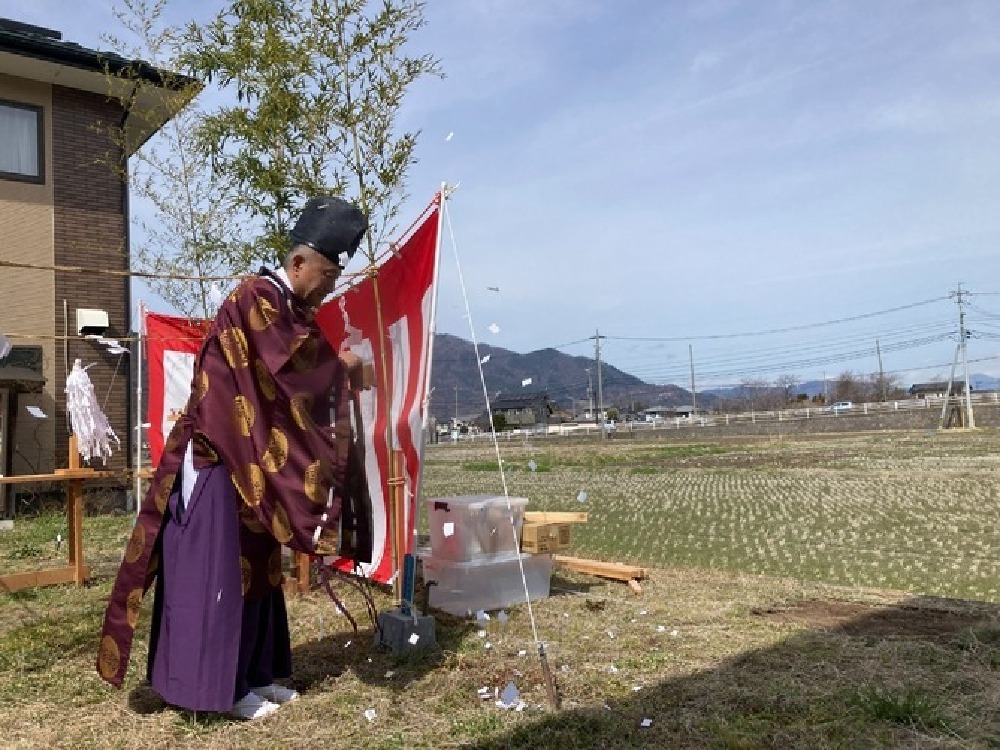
[
  {"x1": 290, "y1": 610, "x2": 476, "y2": 695},
  {"x1": 459, "y1": 596, "x2": 1000, "y2": 749}
]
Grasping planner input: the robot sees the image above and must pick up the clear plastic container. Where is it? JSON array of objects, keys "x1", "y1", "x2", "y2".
[
  {"x1": 420, "y1": 552, "x2": 553, "y2": 615},
  {"x1": 425, "y1": 494, "x2": 528, "y2": 561}
]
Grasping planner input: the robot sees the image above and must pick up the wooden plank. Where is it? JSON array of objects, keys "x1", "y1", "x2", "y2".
[
  {"x1": 0, "y1": 565, "x2": 90, "y2": 593},
  {"x1": 553, "y1": 554, "x2": 647, "y2": 581},
  {"x1": 524, "y1": 511, "x2": 589, "y2": 524},
  {"x1": 0, "y1": 470, "x2": 116, "y2": 484}
]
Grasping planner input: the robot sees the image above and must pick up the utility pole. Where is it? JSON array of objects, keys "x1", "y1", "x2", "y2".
[
  {"x1": 453, "y1": 385, "x2": 459, "y2": 425},
  {"x1": 585, "y1": 367, "x2": 594, "y2": 418},
  {"x1": 592, "y1": 329, "x2": 605, "y2": 435},
  {"x1": 689, "y1": 344, "x2": 697, "y2": 414},
  {"x1": 875, "y1": 338, "x2": 886, "y2": 402},
  {"x1": 953, "y1": 283, "x2": 975, "y2": 428}
]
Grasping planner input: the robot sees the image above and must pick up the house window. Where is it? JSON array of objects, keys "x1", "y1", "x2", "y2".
[{"x1": 0, "y1": 100, "x2": 44, "y2": 183}]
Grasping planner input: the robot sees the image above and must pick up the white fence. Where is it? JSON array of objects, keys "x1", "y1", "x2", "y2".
[{"x1": 443, "y1": 392, "x2": 1000, "y2": 442}]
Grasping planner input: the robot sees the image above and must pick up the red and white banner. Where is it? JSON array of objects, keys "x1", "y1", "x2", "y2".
[
  {"x1": 316, "y1": 199, "x2": 440, "y2": 583},
  {"x1": 143, "y1": 197, "x2": 441, "y2": 585},
  {"x1": 144, "y1": 311, "x2": 210, "y2": 467}
]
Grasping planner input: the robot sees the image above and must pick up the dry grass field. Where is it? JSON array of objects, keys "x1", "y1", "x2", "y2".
[{"x1": 1, "y1": 429, "x2": 998, "y2": 748}]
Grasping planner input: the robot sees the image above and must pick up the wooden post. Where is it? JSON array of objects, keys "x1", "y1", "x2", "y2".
[{"x1": 66, "y1": 435, "x2": 85, "y2": 584}]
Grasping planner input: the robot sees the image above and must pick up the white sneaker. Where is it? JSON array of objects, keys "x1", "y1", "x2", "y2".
[
  {"x1": 229, "y1": 691, "x2": 281, "y2": 720},
  {"x1": 254, "y1": 683, "x2": 300, "y2": 704}
]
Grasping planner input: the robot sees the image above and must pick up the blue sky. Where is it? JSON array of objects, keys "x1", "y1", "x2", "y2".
[{"x1": 10, "y1": 0, "x2": 1000, "y2": 388}]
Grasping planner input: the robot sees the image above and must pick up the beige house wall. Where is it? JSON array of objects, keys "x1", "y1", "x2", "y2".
[{"x1": 0, "y1": 73, "x2": 55, "y2": 474}]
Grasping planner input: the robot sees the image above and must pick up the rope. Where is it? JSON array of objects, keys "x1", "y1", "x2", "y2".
[{"x1": 442, "y1": 199, "x2": 553, "y2": 665}]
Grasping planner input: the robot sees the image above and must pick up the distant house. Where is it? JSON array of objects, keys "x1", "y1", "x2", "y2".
[
  {"x1": 642, "y1": 405, "x2": 707, "y2": 420},
  {"x1": 0, "y1": 17, "x2": 196, "y2": 503},
  {"x1": 491, "y1": 392, "x2": 553, "y2": 427},
  {"x1": 642, "y1": 405, "x2": 675, "y2": 420},
  {"x1": 908, "y1": 382, "x2": 970, "y2": 399}
]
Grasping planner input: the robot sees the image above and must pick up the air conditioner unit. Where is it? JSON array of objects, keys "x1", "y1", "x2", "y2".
[{"x1": 76, "y1": 308, "x2": 109, "y2": 337}]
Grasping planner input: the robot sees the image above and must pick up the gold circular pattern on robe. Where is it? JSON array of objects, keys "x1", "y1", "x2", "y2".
[
  {"x1": 249, "y1": 296, "x2": 279, "y2": 332},
  {"x1": 267, "y1": 547, "x2": 283, "y2": 587},
  {"x1": 98, "y1": 635, "x2": 120, "y2": 680},
  {"x1": 239, "y1": 503, "x2": 267, "y2": 534},
  {"x1": 193, "y1": 370, "x2": 210, "y2": 404},
  {"x1": 219, "y1": 327, "x2": 250, "y2": 369},
  {"x1": 261, "y1": 428, "x2": 289, "y2": 473},
  {"x1": 304, "y1": 459, "x2": 331, "y2": 504},
  {"x1": 290, "y1": 392, "x2": 316, "y2": 431},
  {"x1": 240, "y1": 556, "x2": 252, "y2": 596},
  {"x1": 255, "y1": 359, "x2": 277, "y2": 402},
  {"x1": 154, "y1": 473, "x2": 176, "y2": 513},
  {"x1": 233, "y1": 463, "x2": 265, "y2": 507},
  {"x1": 290, "y1": 334, "x2": 318, "y2": 372},
  {"x1": 124, "y1": 523, "x2": 145, "y2": 564},
  {"x1": 233, "y1": 395, "x2": 256, "y2": 437},
  {"x1": 271, "y1": 504, "x2": 293, "y2": 544},
  {"x1": 126, "y1": 588, "x2": 143, "y2": 629}
]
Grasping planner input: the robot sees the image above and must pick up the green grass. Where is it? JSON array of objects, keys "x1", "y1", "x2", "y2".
[
  {"x1": 1, "y1": 430, "x2": 999, "y2": 747},
  {"x1": 423, "y1": 432, "x2": 1000, "y2": 602}
]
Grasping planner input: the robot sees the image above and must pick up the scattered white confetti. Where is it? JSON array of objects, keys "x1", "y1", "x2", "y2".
[
  {"x1": 607, "y1": 665, "x2": 619, "y2": 674},
  {"x1": 656, "y1": 625, "x2": 666, "y2": 633},
  {"x1": 408, "y1": 633, "x2": 420, "y2": 645},
  {"x1": 632, "y1": 686, "x2": 643, "y2": 692},
  {"x1": 630, "y1": 618, "x2": 637, "y2": 623},
  {"x1": 364, "y1": 708, "x2": 377, "y2": 722},
  {"x1": 563, "y1": 613, "x2": 570, "y2": 618},
  {"x1": 488, "y1": 323, "x2": 500, "y2": 334},
  {"x1": 641, "y1": 718, "x2": 653, "y2": 728},
  {"x1": 670, "y1": 629, "x2": 679, "y2": 637},
  {"x1": 576, "y1": 490, "x2": 588, "y2": 503},
  {"x1": 385, "y1": 670, "x2": 395, "y2": 678},
  {"x1": 345, "y1": 640, "x2": 352, "y2": 648},
  {"x1": 518, "y1": 649, "x2": 527, "y2": 657},
  {"x1": 216, "y1": 589, "x2": 222, "y2": 603},
  {"x1": 480, "y1": 354, "x2": 491, "y2": 364},
  {"x1": 443, "y1": 522, "x2": 455, "y2": 538},
  {"x1": 445, "y1": 131, "x2": 454, "y2": 141},
  {"x1": 477, "y1": 629, "x2": 487, "y2": 638},
  {"x1": 560, "y1": 664, "x2": 570, "y2": 673},
  {"x1": 607, "y1": 630, "x2": 615, "y2": 639},
  {"x1": 484, "y1": 642, "x2": 492, "y2": 650},
  {"x1": 498, "y1": 611, "x2": 509, "y2": 624},
  {"x1": 639, "y1": 610, "x2": 648, "y2": 616},
  {"x1": 521, "y1": 377, "x2": 532, "y2": 387},
  {"x1": 528, "y1": 459, "x2": 537, "y2": 472},
  {"x1": 476, "y1": 610, "x2": 490, "y2": 624},
  {"x1": 497, "y1": 681, "x2": 520, "y2": 709}
]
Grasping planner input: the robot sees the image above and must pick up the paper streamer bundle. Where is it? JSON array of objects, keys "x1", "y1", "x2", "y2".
[{"x1": 65, "y1": 358, "x2": 120, "y2": 464}]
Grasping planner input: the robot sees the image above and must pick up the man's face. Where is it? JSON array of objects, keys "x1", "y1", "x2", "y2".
[{"x1": 290, "y1": 248, "x2": 342, "y2": 309}]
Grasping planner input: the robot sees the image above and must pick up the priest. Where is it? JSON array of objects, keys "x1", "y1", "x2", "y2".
[{"x1": 97, "y1": 196, "x2": 372, "y2": 719}]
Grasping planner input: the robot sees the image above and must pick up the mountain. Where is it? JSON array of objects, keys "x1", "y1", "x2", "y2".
[{"x1": 428, "y1": 333, "x2": 700, "y2": 422}]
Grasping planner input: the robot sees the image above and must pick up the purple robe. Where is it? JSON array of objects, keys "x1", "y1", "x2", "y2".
[{"x1": 97, "y1": 269, "x2": 360, "y2": 698}]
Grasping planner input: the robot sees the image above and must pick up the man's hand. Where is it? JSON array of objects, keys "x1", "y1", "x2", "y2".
[{"x1": 339, "y1": 350, "x2": 365, "y2": 390}]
